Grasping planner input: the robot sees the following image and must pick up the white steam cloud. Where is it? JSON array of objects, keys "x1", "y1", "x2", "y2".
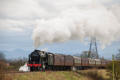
[
  {"x1": 19, "y1": 63, "x2": 29, "y2": 72},
  {"x1": 32, "y1": 0, "x2": 120, "y2": 48},
  {"x1": 41, "y1": 48, "x2": 48, "y2": 51}
]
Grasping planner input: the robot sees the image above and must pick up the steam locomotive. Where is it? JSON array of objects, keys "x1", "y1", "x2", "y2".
[{"x1": 27, "y1": 50, "x2": 108, "y2": 71}]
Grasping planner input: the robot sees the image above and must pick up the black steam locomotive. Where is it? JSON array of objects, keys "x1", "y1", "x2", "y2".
[{"x1": 27, "y1": 50, "x2": 108, "y2": 71}]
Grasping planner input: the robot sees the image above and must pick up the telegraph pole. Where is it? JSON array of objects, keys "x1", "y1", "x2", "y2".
[{"x1": 112, "y1": 55, "x2": 115, "y2": 80}]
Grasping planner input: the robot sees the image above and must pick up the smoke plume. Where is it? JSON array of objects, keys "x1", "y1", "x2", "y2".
[{"x1": 32, "y1": 0, "x2": 120, "y2": 48}]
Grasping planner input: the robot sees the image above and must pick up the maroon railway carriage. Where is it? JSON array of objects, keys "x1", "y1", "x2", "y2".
[
  {"x1": 53, "y1": 54, "x2": 65, "y2": 66},
  {"x1": 64, "y1": 55, "x2": 74, "y2": 66},
  {"x1": 81, "y1": 58, "x2": 89, "y2": 66}
]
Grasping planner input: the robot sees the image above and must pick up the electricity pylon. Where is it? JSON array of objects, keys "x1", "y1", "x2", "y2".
[{"x1": 88, "y1": 37, "x2": 99, "y2": 59}]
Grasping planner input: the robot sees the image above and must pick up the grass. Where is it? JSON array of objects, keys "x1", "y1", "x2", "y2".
[
  {"x1": 76, "y1": 69, "x2": 110, "y2": 80},
  {"x1": 3, "y1": 69, "x2": 110, "y2": 80}
]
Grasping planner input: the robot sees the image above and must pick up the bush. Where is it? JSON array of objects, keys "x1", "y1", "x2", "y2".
[
  {"x1": 107, "y1": 61, "x2": 120, "y2": 80},
  {"x1": 0, "y1": 52, "x2": 6, "y2": 80},
  {"x1": 8, "y1": 57, "x2": 28, "y2": 71},
  {"x1": 0, "y1": 61, "x2": 6, "y2": 80}
]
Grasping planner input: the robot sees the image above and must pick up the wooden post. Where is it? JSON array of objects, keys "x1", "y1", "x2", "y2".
[{"x1": 112, "y1": 55, "x2": 115, "y2": 80}]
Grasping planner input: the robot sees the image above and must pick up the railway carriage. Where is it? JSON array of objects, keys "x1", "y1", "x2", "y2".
[
  {"x1": 88, "y1": 58, "x2": 96, "y2": 66},
  {"x1": 73, "y1": 56, "x2": 81, "y2": 66}
]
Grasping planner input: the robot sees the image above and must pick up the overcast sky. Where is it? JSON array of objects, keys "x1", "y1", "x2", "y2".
[{"x1": 0, "y1": 0, "x2": 120, "y2": 59}]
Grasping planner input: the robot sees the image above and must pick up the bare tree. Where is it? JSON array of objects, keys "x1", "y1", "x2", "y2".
[
  {"x1": 0, "y1": 52, "x2": 5, "y2": 61},
  {"x1": 0, "y1": 52, "x2": 6, "y2": 79},
  {"x1": 80, "y1": 51, "x2": 98, "y2": 59},
  {"x1": 80, "y1": 51, "x2": 89, "y2": 58},
  {"x1": 116, "y1": 49, "x2": 120, "y2": 60}
]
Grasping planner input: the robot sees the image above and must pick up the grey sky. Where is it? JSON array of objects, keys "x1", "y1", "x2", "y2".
[{"x1": 0, "y1": 0, "x2": 120, "y2": 59}]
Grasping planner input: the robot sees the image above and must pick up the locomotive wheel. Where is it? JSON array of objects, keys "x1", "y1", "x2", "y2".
[
  {"x1": 30, "y1": 67, "x2": 34, "y2": 71},
  {"x1": 42, "y1": 64, "x2": 45, "y2": 71}
]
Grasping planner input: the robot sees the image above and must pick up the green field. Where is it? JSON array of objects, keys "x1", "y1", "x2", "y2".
[{"x1": 4, "y1": 69, "x2": 110, "y2": 80}]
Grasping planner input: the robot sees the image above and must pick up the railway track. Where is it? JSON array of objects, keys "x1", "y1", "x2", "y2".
[
  {"x1": 5, "y1": 70, "x2": 52, "y2": 74},
  {"x1": 5, "y1": 68, "x2": 104, "y2": 74},
  {"x1": 5, "y1": 71, "x2": 29, "y2": 74}
]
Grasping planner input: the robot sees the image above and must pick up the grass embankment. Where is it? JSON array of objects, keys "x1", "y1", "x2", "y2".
[{"x1": 4, "y1": 69, "x2": 110, "y2": 80}]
